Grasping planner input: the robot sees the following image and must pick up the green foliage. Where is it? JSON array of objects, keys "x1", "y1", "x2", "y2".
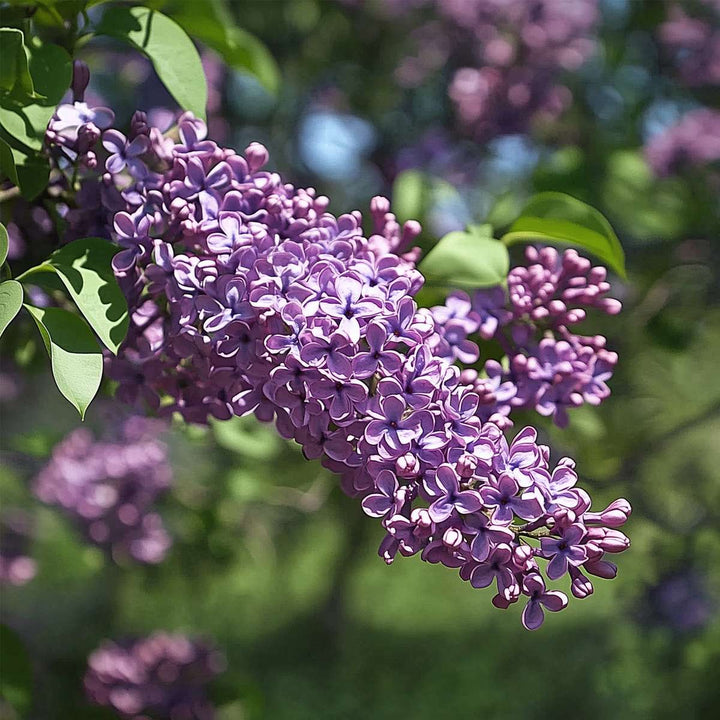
[
  {"x1": 0, "y1": 624, "x2": 34, "y2": 717},
  {"x1": 0, "y1": 280, "x2": 23, "y2": 337},
  {"x1": 502, "y1": 192, "x2": 626, "y2": 278},
  {"x1": 24, "y1": 305, "x2": 103, "y2": 419},
  {"x1": 0, "y1": 27, "x2": 41, "y2": 105},
  {"x1": 0, "y1": 221, "x2": 8, "y2": 266},
  {"x1": 20, "y1": 238, "x2": 129, "y2": 354},
  {"x1": 96, "y1": 5, "x2": 208, "y2": 120},
  {"x1": 171, "y1": 0, "x2": 281, "y2": 96},
  {"x1": 419, "y1": 225, "x2": 509, "y2": 289}
]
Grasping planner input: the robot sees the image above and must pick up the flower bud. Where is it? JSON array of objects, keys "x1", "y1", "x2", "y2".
[{"x1": 72, "y1": 60, "x2": 90, "y2": 102}]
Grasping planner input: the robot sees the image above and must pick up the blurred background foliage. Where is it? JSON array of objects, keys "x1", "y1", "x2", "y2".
[{"x1": 1, "y1": 0, "x2": 720, "y2": 718}]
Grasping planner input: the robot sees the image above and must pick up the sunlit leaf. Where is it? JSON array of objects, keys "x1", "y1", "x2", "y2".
[
  {"x1": 96, "y1": 5, "x2": 208, "y2": 119},
  {"x1": 0, "y1": 280, "x2": 23, "y2": 337},
  {"x1": 19, "y1": 237, "x2": 129, "y2": 353},
  {"x1": 502, "y1": 192, "x2": 626, "y2": 277},
  {"x1": 25, "y1": 305, "x2": 103, "y2": 419},
  {"x1": 420, "y1": 227, "x2": 509, "y2": 289}
]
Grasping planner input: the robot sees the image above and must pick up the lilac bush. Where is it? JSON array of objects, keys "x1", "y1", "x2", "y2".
[
  {"x1": 34, "y1": 416, "x2": 172, "y2": 564},
  {"x1": 387, "y1": 0, "x2": 599, "y2": 140},
  {"x1": 42, "y1": 84, "x2": 630, "y2": 628},
  {"x1": 85, "y1": 632, "x2": 225, "y2": 720}
]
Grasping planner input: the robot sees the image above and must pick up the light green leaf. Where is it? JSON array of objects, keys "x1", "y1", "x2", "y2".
[
  {"x1": 25, "y1": 305, "x2": 103, "y2": 419},
  {"x1": 19, "y1": 237, "x2": 129, "y2": 353},
  {"x1": 420, "y1": 231, "x2": 509, "y2": 289},
  {"x1": 0, "y1": 222, "x2": 7, "y2": 265},
  {"x1": 96, "y1": 5, "x2": 208, "y2": 119},
  {"x1": 392, "y1": 170, "x2": 426, "y2": 225},
  {"x1": 501, "y1": 192, "x2": 626, "y2": 278},
  {"x1": 0, "y1": 280, "x2": 23, "y2": 337}
]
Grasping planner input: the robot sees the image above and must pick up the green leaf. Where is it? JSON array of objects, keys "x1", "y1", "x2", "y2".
[
  {"x1": 0, "y1": 624, "x2": 34, "y2": 717},
  {"x1": 27, "y1": 41, "x2": 73, "y2": 106},
  {"x1": 419, "y1": 231, "x2": 509, "y2": 289},
  {"x1": 96, "y1": 5, "x2": 208, "y2": 119},
  {"x1": 14, "y1": 153, "x2": 49, "y2": 200},
  {"x1": 0, "y1": 136, "x2": 19, "y2": 185},
  {"x1": 0, "y1": 106, "x2": 43, "y2": 151},
  {"x1": 501, "y1": 192, "x2": 626, "y2": 278},
  {"x1": 392, "y1": 170, "x2": 426, "y2": 225},
  {"x1": 0, "y1": 221, "x2": 8, "y2": 266},
  {"x1": 19, "y1": 237, "x2": 129, "y2": 353},
  {"x1": 0, "y1": 28, "x2": 41, "y2": 105},
  {"x1": 25, "y1": 305, "x2": 103, "y2": 419},
  {"x1": 0, "y1": 280, "x2": 23, "y2": 337},
  {"x1": 171, "y1": 1, "x2": 280, "y2": 95}
]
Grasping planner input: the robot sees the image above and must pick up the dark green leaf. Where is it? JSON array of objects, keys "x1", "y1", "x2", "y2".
[
  {"x1": 96, "y1": 5, "x2": 208, "y2": 119},
  {"x1": 0, "y1": 28, "x2": 42, "y2": 105},
  {"x1": 419, "y1": 231, "x2": 509, "y2": 289},
  {"x1": 501, "y1": 192, "x2": 626, "y2": 278},
  {"x1": 27, "y1": 41, "x2": 73, "y2": 106},
  {"x1": 0, "y1": 624, "x2": 33, "y2": 717},
  {"x1": 171, "y1": 2, "x2": 280, "y2": 95},
  {"x1": 0, "y1": 136, "x2": 19, "y2": 185},
  {"x1": 15, "y1": 153, "x2": 49, "y2": 200},
  {"x1": 0, "y1": 280, "x2": 23, "y2": 337},
  {"x1": 19, "y1": 237, "x2": 129, "y2": 353},
  {"x1": 25, "y1": 305, "x2": 103, "y2": 419}
]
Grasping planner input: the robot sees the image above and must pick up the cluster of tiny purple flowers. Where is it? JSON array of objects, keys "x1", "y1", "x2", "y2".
[
  {"x1": 85, "y1": 632, "x2": 225, "y2": 720},
  {"x1": 43, "y1": 86, "x2": 630, "y2": 628},
  {"x1": 644, "y1": 108, "x2": 720, "y2": 178},
  {"x1": 430, "y1": 245, "x2": 622, "y2": 429},
  {"x1": 386, "y1": 0, "x2": 599, "y2": 140},
  {"x1": 34, "y1": 416, "x2": 172, "y2": 565}
]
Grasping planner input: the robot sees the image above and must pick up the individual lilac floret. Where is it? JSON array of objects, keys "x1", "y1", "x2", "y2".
[
  {"x1": 43, "y1": 106, "x2": 630, "y2": 629},
  {"x1": 85, "y1": 632, "x2": 225, "y2": 720},
  {"x1": 521, "y1": 573, "x2": 568, "y2": 630},
  {"x1": 34, "y1": 416, "x2": 172, "y2": 564}
]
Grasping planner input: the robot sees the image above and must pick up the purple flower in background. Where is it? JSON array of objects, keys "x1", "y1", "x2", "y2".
[
  {"x1": 85, "y1": 633, "x2": 225, "y2": 720},
  {"x1": 0, "y1": 512, "x2": 36, "y2": 586},
  {"x1": 34, "y1": 417, "x2": 172, "y2": 565}
]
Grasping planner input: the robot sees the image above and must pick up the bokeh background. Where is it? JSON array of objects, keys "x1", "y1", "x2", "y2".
[{"x1": 1, "y1": 0, "x2": 719, "y2": 718}]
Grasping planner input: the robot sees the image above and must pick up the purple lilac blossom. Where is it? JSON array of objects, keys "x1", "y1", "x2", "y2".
[
  {"x1": 33, "y1": 416, "x2": 172, "y2": 564},
  {"x1": 644, "y1": 108, "x2": 720, "y2": 177},
  {"x1": 43, "y1": 102, "x2": 630, "y2": 629},
  {"x1": 85, "y1": 632, "x2": 225, "y2": 720},
  {"x1": 433, "y1": 245, "x2": 622, "y2": 429},
  {"x1": 659, "y1": 0, "x2": 720, "y2": 88},
  {"x1": 387, "y1": 0, "x2": 599, "y2": 140}
]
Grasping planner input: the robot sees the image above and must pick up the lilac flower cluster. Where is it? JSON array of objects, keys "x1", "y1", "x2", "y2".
[
  {"x1": 0, "y1": 512, "x2": 37, "y2": 586},
  {"x1": 644, "y1": 108, "x2": 720, "y2": 177},
  {"x1": 85, "y1": 632, "x2": 225, "y2": 720},
  {"x1": 34, "y1": 416, "x2": 172, "y2": 564},
  {"x1": 659, "y1": 0, "x2": 720, "y2": 88},
  {"x1": 431, "y1": 245, "x2": 622, "y2": 429},
  {"x1": 43, "y1": 91, "x2": 630, "y2": 627},
  {"x1": 387, "y1": 0, "x2": 599, "y2": 140}
]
